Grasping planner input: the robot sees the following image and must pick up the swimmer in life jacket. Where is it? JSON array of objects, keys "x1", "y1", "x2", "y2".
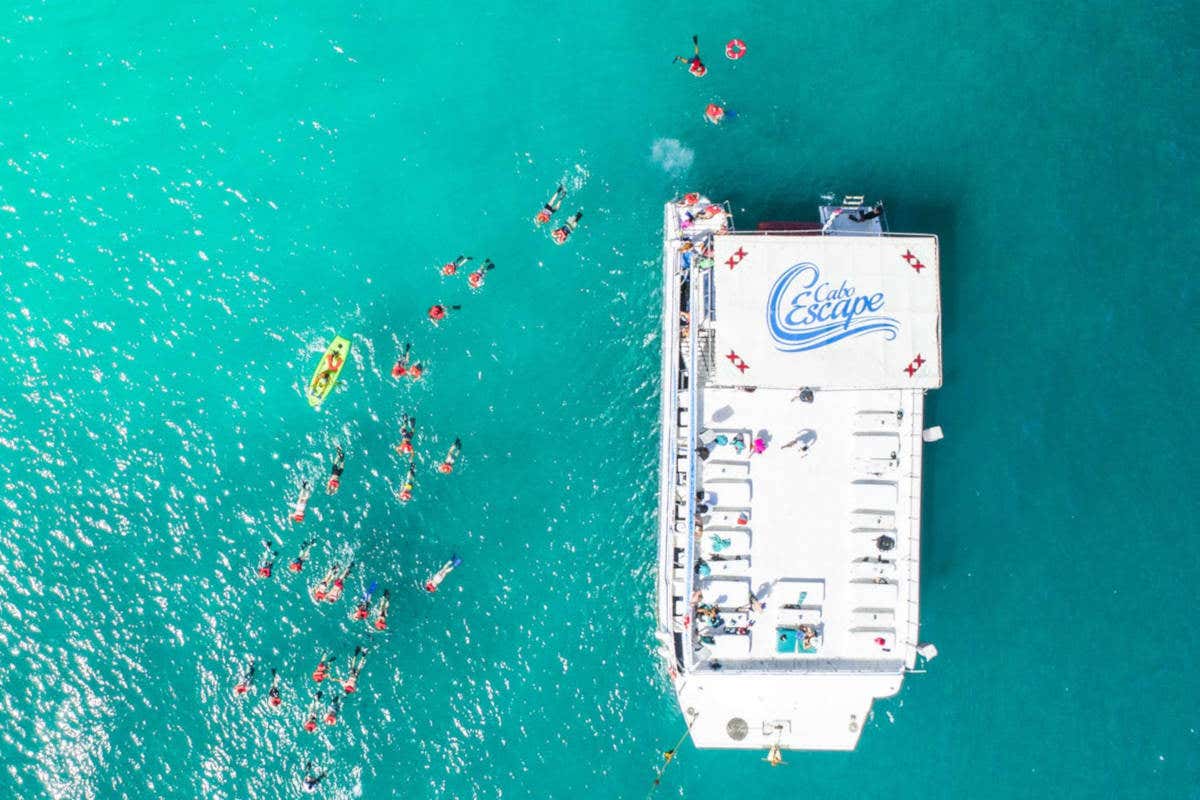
[
  {"x1": 440, "y1": 255, "x2": 472, "y2": 277},
  {"x1": 551, "y1": 211, "x2": 583, "y2": 245},
  {"x1": 326, "y1": 447, "x2": 345, "y2": 494},
  {"x1": 534, "y1": 185, "x2": 567, "y2": 225},
  {"x1": 302, "y1": 761, "x2": 327, "y2": 793},
  {"x1": 351, "y1": 582, "x2": 377, "y2": 620},
  {"x1": 467, "y1": 259, "x2": 494, "y2": 290},
  {"x1": 424, "y1": 555, "x2": 462, "y2": 593},
  {"x1": 323, "y1": 695, "x2": 341, "y2": 725},
  {"x1": 342, "y1": 646, "x2": 367, "y2": 694},
  {"x1": 408, "y1": 361, "x2": 424, "y2": 380},
  {"x1": 673, "y1": 35, "x2": 706, "y2": 77},
  {"x1": 391, "y1": 342, "x2": 412, "y2": 378},
  {"x1": 396, "y1": 414, "x2": 416, "y2": 456},
  {"x1": 290, "y1": 538, "x2": 315, "y2": 573},
  {"x1": 437, "y1": 438, "x2": 462, "y2": 474},
  {"x1": 372, "y1": 589, "x2": 390, "y2": 631},
  {"x1": 302, "y1": 691, "x2": 323, "y2": 732},
  {"x1": 268, "y1": 668, "x2": 283, "y2": 708},
  {"x1": 398, "y1": 462, "x2": 416, "y2": 503},
  {"x1": 849, "y1": 203, "x2": 883, "y2": 223},
  {"x1": 234, "y1": 659, "x2": 256, "y2": 696},
  {"x1": 312, "y1": 653, "x2": 335, "y2": 682},
  {"x1": 291, "y1": 480, "x2": 312, "y2": 522},
  {"x1": 427, "y1": 303, "x2": 461, "y2": 326},
  {"x1": 312, "y1": 562, "x2": 340, "y2": 601},
  {"x1": 324, "y1": 562, "x2": 354, "y2": 603},
  {"x1": 256, "y1": 541, "x2": 277, "y2": 579}
]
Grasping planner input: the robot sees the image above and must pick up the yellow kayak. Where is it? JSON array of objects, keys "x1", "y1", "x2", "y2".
[{"x1": 306, "y1": 335, "x2": 351, "y2": 408}]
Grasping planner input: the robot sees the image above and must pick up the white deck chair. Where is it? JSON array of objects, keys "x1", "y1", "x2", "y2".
[
  {"x1": 772, "y1": 579, "x2": 825, "y2": 607},
  {"x1": 700, "y1": 557, "x2": 751, "y2": 577},
  {"x1": 700, "y1": 578, "x2": 750, "y2": 608},
  {"x1": 705, "y1": 633, "x2": 751, "y2": 658},
  {"x1": 700, "y1": 528, "x2": 751, "y2": 557},
  {"x1": 705, "y1": 479, "x2": 752, "y2": 508}
]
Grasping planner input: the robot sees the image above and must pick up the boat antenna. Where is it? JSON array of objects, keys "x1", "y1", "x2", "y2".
[{"x1": 646, "y1": 709, "x2": 698, "y2": 796}]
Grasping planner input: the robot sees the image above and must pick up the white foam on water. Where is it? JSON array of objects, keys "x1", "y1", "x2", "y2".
[{"x1": 650, "y1": 138, "x2": 694, "y2": 175}]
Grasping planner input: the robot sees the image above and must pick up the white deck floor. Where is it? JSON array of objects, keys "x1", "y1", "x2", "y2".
[{"x1": 691, "y1": 386, "x2": 922, "y2": 669}]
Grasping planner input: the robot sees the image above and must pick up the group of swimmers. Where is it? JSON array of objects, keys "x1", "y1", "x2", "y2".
[
  {"x1": 672, "y1": 34, "x2": 748, "y2": 125},
  {"x1": 392, "y1": 414, "x2": 462, "y2": 503},
  {"x1": 535, "y1": 184, "x2": 583, "y2": 244}
]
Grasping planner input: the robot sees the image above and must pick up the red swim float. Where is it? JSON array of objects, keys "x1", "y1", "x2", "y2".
[
  {"x1": 705, "y1": 103, "x2": 725, "y2": 125},
  {"x1": 725, "y1": 39, "x2": 747, "y2": 60}
]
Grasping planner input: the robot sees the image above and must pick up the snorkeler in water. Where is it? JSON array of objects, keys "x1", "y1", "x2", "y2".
[
  {"x1": 391, "y1": 341, "x2": 412, "y2": 378},
  {"x1": 326, "y1": 447, "x2": 345, "y2": 494},
  {"x1": 551, "y1": 211, "x2": 583, "y2": 245},
  {"x1": 342, "y1": 646, "x2": 367, "y2": 694},
  {"x1": 396, "y1": 414, "x2": 416, "y2": 457},
  {"x1": 268, "y1": 668, "x2": 283, "y2": 707},
  {"x1": 440, "y1": 255, "x2": 472, "y2": 276},
  {"x1": 398, "y1": 461, "x2": 416, "y2": 503},
  {"x1": 351, "y1": 582, "x2": 377, "y2": 621},
  {"x1": 467, "y1": 259, "x2": 494, "y2": 290},
  {"x1": 673, "y1": 35, "x2": 706, "y2": 77},
  {"x1": 311, "y1": 652, "x2": 335, "y2": 682},
  {"x1": 290, "y1": 538, "x2": 315, "y2": 573},
  {"x1": 534, "y1": 185, "x2": 567, "y2": 225},
  {"x1": 234, "y1": 659, "x2": 256, "y2": 696},
  {"x1": 324, "y1": 562, "x2": 354, "y2": 603},
  {"x1": 302, "y1": 691, "x2": 323, "y2": 732},
  {"x1": 256, "y1": 541, "x2": 277, "y2": 579},
  {"x1": 427, "y1": 303, "x2": 461, "y2": 326},
  {"x1": 312, "y1": 562, "x2": 340, "y2": 601},
  {"x1": 436, "y1": 438, "x2": 462, "y2": 474},
  {"x1": 302, "y1": 761, "x2": 327, "y2": 793},
  {"x1": 424, "y1": 555, "x2": 462, "y2": 593},
  {"x1": 323, "y1": 695, "x2": 341, "y2": 725},
  {"x1": 372, "y1": 589, "x2": 390, "y2": 631},
  {"x1": 291, "y1": 480, "x2": 312, "y2": 522}
]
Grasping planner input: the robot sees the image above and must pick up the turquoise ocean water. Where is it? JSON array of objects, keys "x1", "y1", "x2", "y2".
[{"x1": 1, "y1": 2, "x2": 1196, "y2": 798}]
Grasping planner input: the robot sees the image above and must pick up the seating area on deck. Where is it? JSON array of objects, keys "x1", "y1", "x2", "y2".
[{"x1": 683, "y1": 387, "x2": 919, "y2": 668}]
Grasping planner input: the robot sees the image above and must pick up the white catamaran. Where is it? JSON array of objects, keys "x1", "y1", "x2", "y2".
[{"x1": 655, "y1": 194, "x2": 942, "y2": 752}]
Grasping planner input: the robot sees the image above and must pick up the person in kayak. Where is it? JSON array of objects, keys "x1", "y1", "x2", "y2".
[
  {"x1": 427, "y1": 303, "x2": 461, "y2": 325},
  {"x1": 302, "y1": 762, "x2": 327, "y2": 793},
  {"x1": 325, "y1": 447, "x2": 345, "y2": 494},
  {"x1": 324, "y1": 562, "x2": 354, "y2": 603},
  {"x1": 440, "y1": 255, "x2": 472, "y2": 276},
  {"x1": 535, "y1": 185, "x2": 567, "y2": 225},
  {"x1": 551, "y1": 211, "x2": 583, "y2": 245},
  {"x1": 312, "y1": 562, "x2": 340, "y2": 601},
  {"x1": 303, "y1": 691, "x2": 323, "y2": 732},
  {"x1": 351, "y1": 582, "x2": 376, "y2": 621},
  {"x1": 312, "y1": 653, "x2": 335, "y2": 682},
  {"x1": 323, "y1": 695, "x2": 341, "y2": 725},
  {"x1": 234, "y1": 660, "x2": 256, "y2": 695},
  {"x1": 424, "y1": 555, "x2": 462, "y2": 593},
  {"x1": 256, "y1": 541, "x2": 276, "y2": 579},
  {"x1": 437, "y1": 438, "x2": 462, "y2": 474},
  {"x1": 391, "y1": 342, "x2": 412, "y2": 378},
  {"x1": 268, "y1": 668, "x2": 283, "y2": 708},
  {"x1": 310, "y1": 347, "x2": 345, "y2": 395},
  {"x1": 290, "y1": 538, "x2": 315, "y2": 573},
  {"x1": 673, "y1": 35, "x2": 706, "y2": 77},
  {"x1": 396, "y1": 414, "x2": 416, "y2": 456},
  {"x1": 398, "y1": 462, "x2": 416, "y2": 502},
  {"x1": 372, "y1": 589, "x2": 390, "y2": 631},
  {"x1": 467, "y1": 259, "x2": 494, "y2": 290},
  {"x1": 342, "y1": 646, "x2": 367, "y2": 694},
  {"x1": 291, "y1": 480, "x2": 312, "y2": 522}
]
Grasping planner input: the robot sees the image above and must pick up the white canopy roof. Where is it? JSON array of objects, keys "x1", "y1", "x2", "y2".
[{"x1": 708, "y1": 234, "x2": 942, "y2": 389}]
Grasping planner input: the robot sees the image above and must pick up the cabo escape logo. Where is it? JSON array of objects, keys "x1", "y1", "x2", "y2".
[{"x1": 766, "y1": 262, "x2": 899, "y2": 352}]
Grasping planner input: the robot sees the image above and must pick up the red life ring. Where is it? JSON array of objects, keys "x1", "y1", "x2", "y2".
[{"x1": 725, "y1": 39, "x2": 747, "y2": 60}]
